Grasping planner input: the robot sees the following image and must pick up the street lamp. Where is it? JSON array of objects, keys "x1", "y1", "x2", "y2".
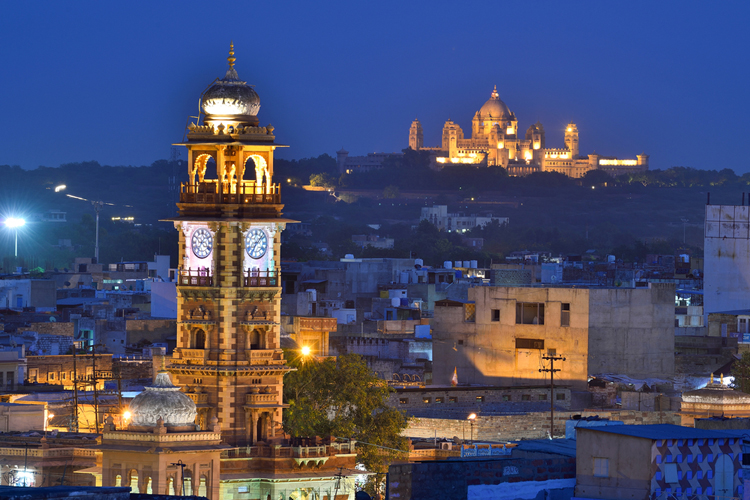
[
  {"x1": 4, "y1": 217, "x2": 26, "y2": 258},
  {"x1": 467, "y1": 413, "x2": 477, "y2": 443},
  {"x1": 301, "y1": 345, "x2": 311, "y2": 357}
]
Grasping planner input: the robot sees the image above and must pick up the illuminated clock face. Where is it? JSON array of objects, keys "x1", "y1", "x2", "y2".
[
  {"x1": 246, "y1": 228, "x2": 268, "y2": 259},
  {"x1": 191, "y1": 228, "x2": 213, "y2": 259}
]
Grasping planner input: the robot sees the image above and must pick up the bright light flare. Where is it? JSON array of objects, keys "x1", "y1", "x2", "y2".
[
  {"x1": 54, "y1": 185, "x2": 66, "y2": 192},
  {"x1": 5, "y1": 217, "x2": 25, "y2": 228},
  {"x1": 123, "y1": 410, "x2": 132, "y2": 420},
  {"x1": 66, "y1": 194, "x2": 88, "y2": 201},
  {"x1": 47, "y1": 413, "x2": 54, "y2": 419},
  {"x1": 301, "y1": 345, "x2": 311, "y2": 356},
  {"x1": 468, "y1": 413, "x2": 477, "y2": 420}
]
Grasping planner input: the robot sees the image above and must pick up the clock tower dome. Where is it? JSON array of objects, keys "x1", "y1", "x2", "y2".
[{"x1": 168, "y1": 43, "x2": 294, "y2": 446}]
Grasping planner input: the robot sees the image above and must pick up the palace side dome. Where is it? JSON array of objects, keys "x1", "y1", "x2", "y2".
[
  {"x1": 479, "y1": 85, "x2": 511, "y2": 119},
  {"x1": 201, "y1": 42, "x2": 261, "y2": 124},
  {"x1": 128, "y1": 371, "x2": 197, "y2": 427}
]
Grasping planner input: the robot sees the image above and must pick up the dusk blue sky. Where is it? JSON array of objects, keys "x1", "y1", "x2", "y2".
[{"x1": 2, "y1": 1, "x2": 749, "y2": 172}]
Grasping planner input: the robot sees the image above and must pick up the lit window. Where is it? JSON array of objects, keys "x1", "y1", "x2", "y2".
[
  {"x1": 516, "y1": 302, "x2": 544, "y2": 325},
  {"x1": 593, "y1": 457, "x2": 609, "y2": 477}
]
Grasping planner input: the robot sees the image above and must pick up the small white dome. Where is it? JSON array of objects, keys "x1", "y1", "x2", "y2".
[{"x1": 128, "y1": 371, "x2": 197, "y2": 427}]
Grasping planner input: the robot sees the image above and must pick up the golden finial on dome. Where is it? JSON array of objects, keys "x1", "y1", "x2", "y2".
[
  {"x1": 228, "y1": 41, "x2": 236, "y2": 69},
  {"x1": 491, "y1": 85, "x2": 499, "y2": 99}
]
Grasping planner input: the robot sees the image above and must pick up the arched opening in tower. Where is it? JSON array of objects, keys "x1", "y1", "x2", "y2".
[{"x1": 195, "y1": 329, "x2": 206, "y2": 350}]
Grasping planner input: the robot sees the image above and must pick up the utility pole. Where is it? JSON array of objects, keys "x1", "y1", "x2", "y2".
[
  {"x1": 72, "y1": 345, "x2": 79, "y2": 432},
  {"x1": 539, "y1": 354, "x2": 566, "y2": 439},
  {"x1": 332, "y1": 467, "x2": 344, "y2": 500},
  {"x1": 170, "y1": 460, "x2": 187, "y2": 496},
  {"x1": 92, "y1": 201, "x2": 104, "y2": 262}
]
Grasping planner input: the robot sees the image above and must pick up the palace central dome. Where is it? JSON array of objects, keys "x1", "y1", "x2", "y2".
[
  {"x1": 201, "y1": 43, "x2": 261, "y2": 119},
  {"x1": 128, "y1": 371, "x2": 197, "y2": 427},
  {"x1": 479, "y1": 85, "x2": 510, "y2": 119}
]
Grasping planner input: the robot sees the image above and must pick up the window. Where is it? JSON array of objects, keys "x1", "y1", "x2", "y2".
[
  {"x1": 561, "y1": 303, "x2": 570, "y2": 327},
  {"x1": 502, "y1": 395, "x2": 511, "y2": 402},
  {"x1": 458, "y1": 339, "x2": 464, "y2": 345},
  {"x1": 556, "y1": 393, "x2": 565, "y2": 400},
  {"x1": 664, "y1": 463, "x2": 678, "y2": 482},
  {"x1": 491, "y1": 309, "x2": 500, "y2": 322},
  {"x1": 516, "y1": 338, "x2": 544, "y2": 350},
  {"x1": 423, "y1": 397, "x2": 431, "y2": 404},
  {"x1": 449, "y1": 397, "x2": 458, "y2": 403},
  {"x1": 49, "y1": 372, "x2": 55, "y2": 381},
  {"x1": 476, "y1": 396, "x2": 485, "y2": 403},
  {"x1": 399, "y1": 398, "x2": 408, "y2": 404},
  {"x1": 539, "y1": 394, "x2": 547, "y2": 401},
  {"x1": 547, "y1": 348, "x2": 557, "y2": 356},
  {"x1": 521, "y1": 395, "x2": 530, "y2": 401},
  {"x1": 593, "y1": 457, "x2": 609, "y2": 477},
  {"x1": 464, "y1": 304, "x2": 476, "y2": 322},
  {"x1": 435, "y1": 397, "x2": 444, "y2": 404},
  {"x1": 61, "y1": 372, "x2": 66, "y2": 381},
  {"x1": 516, "y1": 303, "x2": 544, "y2": 325}
]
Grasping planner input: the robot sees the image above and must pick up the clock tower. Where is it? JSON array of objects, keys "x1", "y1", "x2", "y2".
[{"x1": 168, "y1": 43, "x2": 293, "y2": 446}]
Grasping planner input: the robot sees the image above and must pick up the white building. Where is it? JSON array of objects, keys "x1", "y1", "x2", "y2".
[
  {"x1": 420, "y1": 205, "x2": 508, "y2": 232},
  {"x1": 704, "y1": 204, "x2": 750, "y2": 313}
]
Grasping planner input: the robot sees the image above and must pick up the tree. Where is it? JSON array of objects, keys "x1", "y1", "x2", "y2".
[
  {"x1": 283, "y1": 353, "x2": 409, "y2": 495},
  {"x1": 731, "y1": 351, "x2": 750, "y2": 394},
  {"x1": 383, "y1": 185, "x2": 400, "y2": 198},
  {"x1": 309, "y1": 173, "x2": 335, "y2": 187}
]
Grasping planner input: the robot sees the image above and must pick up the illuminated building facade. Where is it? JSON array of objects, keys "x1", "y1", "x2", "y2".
[
  {"x1": 410, "y1": 86, "x2": 649, "y2": 178},
  {"x1": 432, "y1": 284, "x2": 675, "y2": 390},
  {"x1": 160, "y1": 44, "x2": 359, "y2": 499}
]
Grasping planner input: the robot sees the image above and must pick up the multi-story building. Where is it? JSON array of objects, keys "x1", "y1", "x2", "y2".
[
  {"x1": 410, "y1": 86, "x2": 649, "y2": 178},
  {"x1": 420, "y1": 204, "x2": 508, "y2": 232},
  {"x1": 704, "y1": 202, "x2": 750, "y2": 315},
  {"x1": 432, "y1": 284, "x2": 675, "y2": 389},
  {"x1": 575, "y1": 424, "x2": 742, "y2": 499}
]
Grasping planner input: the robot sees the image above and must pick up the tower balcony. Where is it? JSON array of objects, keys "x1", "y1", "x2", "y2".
[
  {"x1": 180, "y1": 180, "x2": 281, "y2": 205},
  {"x1": 179, "y1": 268, "x2": 213, "y2": 287},
  {"x1": 243, "y1": 269, "x2": 279, "y2": 287}
]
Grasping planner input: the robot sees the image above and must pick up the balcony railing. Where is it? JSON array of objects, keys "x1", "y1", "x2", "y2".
[
  {"x1": 179, "y1": 269, "x2": 213, "y2": 287},
  {"x1": 244, "y1": 269, "x2": 279, "y2": 287},
  {"x1": 245, "y1": 349, "x2": 285, "y2": 366},
  {"x1": 180, "y1": 349, "x2": 209, "y2": 363},
  {"x1": 180, "y1": 181, "x2": 281, "y2": 205},
  {"x1": 187, "y1": 393, "x2": 208, "y2": 404}
]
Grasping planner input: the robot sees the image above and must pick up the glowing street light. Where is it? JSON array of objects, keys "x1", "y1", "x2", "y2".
[
  {"x1": 301, "y1": 345, "x2": 311, "y2": 356},
  {"x1": 54, "y1": 185, "x2": 66, "y2": 193},
  {"x1": 4, "y1": 217, "x2": 26, "y2": 257},
  {"x1": 467, "y1": 413, "x2": 477, "y2": 443}
]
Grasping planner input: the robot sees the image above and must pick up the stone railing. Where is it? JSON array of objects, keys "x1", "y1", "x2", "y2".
[
  {"x1": 178, "y1": 269, "x2": 213, "y2": 287},
  {"x1": 180, "y1": 181, "x2": 280, "y2": 205},
  {"x1": 187, "y1": 393, "x2": 208, "y2": 404},
  {"x1": 245, "y1": 393, "x2": 277, "y2": 405},
  {"x1": 180, "y1": 349, "x2": 209, "y2": 363},
  {"x1": 243, "y1": 269, "x2": 279, "y2": 288},
  {"x1": 245, "y1": 349, "x2": 285, "y2": 366}
]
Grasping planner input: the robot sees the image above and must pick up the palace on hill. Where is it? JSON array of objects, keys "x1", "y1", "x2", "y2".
[{"x1": 409, "y1": 86, "x2": 649, "y2": 178}]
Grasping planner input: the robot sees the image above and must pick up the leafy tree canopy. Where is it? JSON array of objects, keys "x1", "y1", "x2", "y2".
[{"x1": 283, "y1": 353, "x2": 409, "y2": 492}]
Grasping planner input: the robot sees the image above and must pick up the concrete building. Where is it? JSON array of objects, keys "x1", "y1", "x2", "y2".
[
  {"x1": 336, "y1": 149, "x2": 402, "y2": 174},
  {"x1": 704, "y1": 203, "x2": 750, "y2": 314},
  {"x1": 420, "y1": 204, "x2": 508, "y2": 232},
  {"x1": 411, "y1": 86, "x2": 648, "y2": 177},
  {"x1": 0, "y1": 279, "x2": 56, "y2": 311},
  {"x1": 575, "y1": 424, "x2": 742, "y2": 499},
  {"x1": 433, "y1": 284, "x2": 675, "y2": 389}
]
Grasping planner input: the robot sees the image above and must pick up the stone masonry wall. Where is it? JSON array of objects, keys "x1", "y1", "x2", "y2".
[{"x1": 405, "y1": 410, "x2": 680, "y2": 442}]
